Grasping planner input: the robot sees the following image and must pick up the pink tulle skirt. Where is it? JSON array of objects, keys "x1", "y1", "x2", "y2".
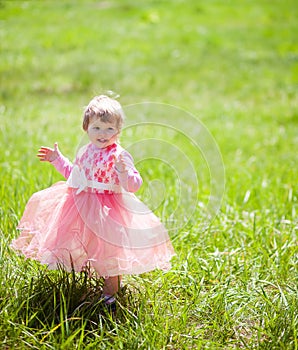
[{"x1": 11, "y1": 182, "x2": 175, "y2": 277}]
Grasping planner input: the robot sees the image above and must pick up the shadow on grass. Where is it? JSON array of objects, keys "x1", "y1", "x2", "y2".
[{"x1": 14, "y1": 265, "x2": 140, "y2": 333}]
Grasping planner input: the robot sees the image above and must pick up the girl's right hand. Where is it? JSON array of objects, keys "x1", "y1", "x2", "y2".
[{"x1": 37, "y1": 142, "x2": 60, "y2": 162}]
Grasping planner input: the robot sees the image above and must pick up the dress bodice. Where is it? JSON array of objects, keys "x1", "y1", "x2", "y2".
[
  {"x1": 51, "y1": 142, "x2": 142, "y2": 194},
  {"x1": 75, "y1": 143, "x2": 121, "y2": 187}
]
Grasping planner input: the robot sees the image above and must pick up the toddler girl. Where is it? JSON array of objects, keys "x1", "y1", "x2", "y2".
[{"x1": 11, "y1": 95, "x2": 175, "y2": 309}]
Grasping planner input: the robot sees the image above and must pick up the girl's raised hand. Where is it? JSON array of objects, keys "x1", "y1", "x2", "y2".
[
  {"x1": 115, "y1": 153, "x2": 128, "y2": 173},
  {"x1": 37, "y1": 142, "x2": 60, "y2": 162}
]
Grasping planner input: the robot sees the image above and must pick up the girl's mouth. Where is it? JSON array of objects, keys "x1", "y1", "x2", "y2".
[{"x1": 98, "y1": 138, "x2": 108, "y2": 143}]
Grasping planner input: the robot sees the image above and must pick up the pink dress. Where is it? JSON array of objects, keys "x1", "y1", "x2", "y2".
[{"x1": 11, "y1": 142, "x2": 175, "y2": 277}]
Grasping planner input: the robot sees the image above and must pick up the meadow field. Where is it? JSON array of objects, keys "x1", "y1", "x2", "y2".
[{"x1": 0, "y1": 0, "x2": 297, "y2": 348}]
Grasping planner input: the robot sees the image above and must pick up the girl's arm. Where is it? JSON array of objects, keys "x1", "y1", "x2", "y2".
[
  {"x1": 115, "y1": 151, "x2": 143, "y2": 192},
  {"x1": 37, "y1": 143, "x2": 73, "y2": 179}
]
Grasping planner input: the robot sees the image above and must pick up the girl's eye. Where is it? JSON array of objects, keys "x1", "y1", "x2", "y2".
[{"x1": 92, "y1": 126, "x2": 115, "y2": 133}]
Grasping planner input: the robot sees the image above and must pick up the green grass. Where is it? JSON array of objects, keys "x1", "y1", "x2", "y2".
[{"x1": 1, "y1": 0, "x2": 297, "y2": 348}]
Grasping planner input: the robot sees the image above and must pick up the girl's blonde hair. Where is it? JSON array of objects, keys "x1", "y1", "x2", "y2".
[{"x1": 82, "y1": 95, "x2": 125, "y2": 131}]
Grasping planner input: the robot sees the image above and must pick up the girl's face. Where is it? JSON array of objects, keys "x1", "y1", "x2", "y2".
[{"x1": 87, "y1": 117, "x2": 119, "y2": 149}]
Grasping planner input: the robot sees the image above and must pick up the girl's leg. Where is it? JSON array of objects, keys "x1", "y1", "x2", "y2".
[
  {"x1": 102, "y1": 276, "x2": 122, "y2": 312},
  {"x1": 103, "y1": 275, "x2": 122, "y2": 296}
]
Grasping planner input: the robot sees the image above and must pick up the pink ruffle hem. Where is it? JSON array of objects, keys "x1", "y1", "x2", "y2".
[{"x1": 11, "y1": 182, "x2": 175, "y2": 277}]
